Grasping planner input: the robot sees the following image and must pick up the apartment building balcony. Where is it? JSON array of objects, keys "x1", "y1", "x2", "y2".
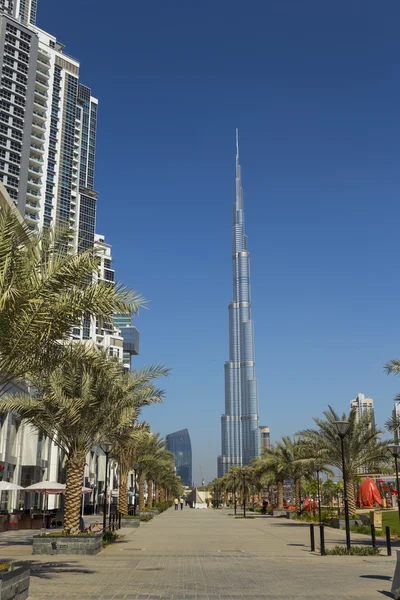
[
  {"x1": 26, "y1": 187, "x2": 39, "y2": 198},
  {"x1": 29, "y1": 153, "x2": 44, "y2": 164},
  {"x1": 32, "y1": 120, "x2": 45, "y2": 133},
  {"x1": 27, "y1": 177, "x2": 41, "y2": 188},
  {"x1": 25, "y1": 199, "x2": 40, "y2": 212},
  {"x1": 24, "y1": 212, "x2": 39, "y2": 223},
  {"x1": 28, "y1": 164, "x2": 42, "y2": 175},
  {"x1": 33, "y1": 97, "x2": 47, "y2": 110},
  {"x1": 36, "y1": 65, "x2": 50, "y2": 79},
  {"x1": 33, "y1": 109, "x2": 46, "y2": 121},
  {"x1": 34, "y1": 88, "x2": 48, "y2": 100},
  {"x1": 31, "y1": 131, "x2": 45, "y2": 142},
  {"x1": 35, "y1": 78, "x2": 49, "y2": 91}
]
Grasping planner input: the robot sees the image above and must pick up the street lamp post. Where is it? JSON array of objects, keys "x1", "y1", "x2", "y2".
[
  {"x1": 242, "y1": 470, "x2": 247, "y2": 519},
  {"x1": 232, "y1": 473, "x2": 237, "y2": 516},
  {"x1": 132, "y1": 463, "x2": 139, "y2": 516},
  {"x1": 334, "y1": 420, "x2": 351, "y2": 550},
  {"x1": 100, "y1": 442, "x2": 112, "y2": 531},
  {"x1": 316, "y1": 468, "x2": 322, "y2": 524},
  {"x1": 388, "y1": 445, "x2": 400, "y2": 521}
]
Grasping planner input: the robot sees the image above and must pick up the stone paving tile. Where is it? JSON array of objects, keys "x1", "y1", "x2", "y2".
[{"x1": 11, "y1": 508, "x2": 397, "y2": 599}]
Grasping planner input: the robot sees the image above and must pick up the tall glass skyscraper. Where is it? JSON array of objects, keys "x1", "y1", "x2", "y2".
[
  {"x1": 166, "y1": 429, "x2": 192, "y2": 487},
  {"x1": 218, "y1": 132, "x2": 260, "y2": 478}
]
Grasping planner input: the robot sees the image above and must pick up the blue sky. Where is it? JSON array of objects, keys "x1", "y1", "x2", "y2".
[{"x1": 39, "y1": 0, "x2": 400, "y2": 483}]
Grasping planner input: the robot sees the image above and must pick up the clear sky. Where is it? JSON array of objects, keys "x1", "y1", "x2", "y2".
[{"x1": 38, "y1": 0, "x2": 400, "y2": 483}]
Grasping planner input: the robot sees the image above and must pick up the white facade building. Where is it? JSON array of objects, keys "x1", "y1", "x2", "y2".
[{"x1": 350, "y1": 393, "x2": 375, "y2": 425}]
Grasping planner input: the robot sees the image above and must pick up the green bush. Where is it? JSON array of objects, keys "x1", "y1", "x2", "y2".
[
  {"x1": 121, "y1": 515, "x2": 140, "y2": 519},
  {"x1": 325, "y1": 545, "x2": 381, "y2": 556},
  {"x1": 103, "y1": 531, "x2": 118, "y2": 548},
  {"x1": 140, "y1": 513, "x2": 154, "y2": 522}
]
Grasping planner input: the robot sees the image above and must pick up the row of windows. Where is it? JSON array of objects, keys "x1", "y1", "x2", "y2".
[{"x1": 6, "y1": 24, "x2": 32, "y2": 44}]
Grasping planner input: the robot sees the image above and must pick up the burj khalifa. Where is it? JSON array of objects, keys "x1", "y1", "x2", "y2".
[{"x1": 217, "y1": 132, "x2": 260, "y2": 478}]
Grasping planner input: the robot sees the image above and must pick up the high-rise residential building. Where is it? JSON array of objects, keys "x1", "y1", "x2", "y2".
[
  {"x1": 392, "y1": 402, "x2": 400, "y2": 443},
  {"x1": 0, "y1": 2, "x2": 99, "y2": 251},
  {"x1": 350, "y1": 393, "x2": 375, "y2": 426},
  {"x1": 218, "y1": 132, "x2": 260, "y2": 478},
  {"x1": 166, "y1": 429, "x2": 192, "y2": 487},
  {"x1": 259, "y1": 426, "x2": 271, "y2": 452},
  {"x1": 114, "y1": 313, "x2": 140, "y2": 372}
]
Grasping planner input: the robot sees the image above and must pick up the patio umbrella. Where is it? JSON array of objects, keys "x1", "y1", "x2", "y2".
[
  {"x1": 0, "y1": 481, "x2": 24, "y2": 491},
  {"x1": 25, "y1": 481, "x2": 66, "y2": 494},
  {"x1": 0, "y1": 481, "x2": 24, "y2": 514}
]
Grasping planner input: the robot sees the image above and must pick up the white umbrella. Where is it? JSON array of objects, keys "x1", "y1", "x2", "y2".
[
  {"x1": 25, "y1": 481, "x2": 66, "y2": 494},
  {"x1": 0, "y1": 481, "x2": 24, "y2": 491}
]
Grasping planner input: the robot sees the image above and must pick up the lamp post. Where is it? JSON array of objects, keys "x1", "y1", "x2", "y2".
[
  {"x1": 334, "y1": 420, "x2": 351, "y2": 550},
  {"x1": 132, "y1": 462, "x2": 139, "y2": 516},
  {"x1": 100, "y1": 442, "x2": 112, "y2": 530},
  {"x1": 316, "y1": 467, "x2": 322, "y2": 524},
  {"x1": 242, "y1": 470, "x2": 247, "y2": 519},
  {"x1": 388, "y1": 445, "x2": 400, "y2": 521},
  {"x1": 232, "y1": 473, "x2": 237, "y2": 516}
]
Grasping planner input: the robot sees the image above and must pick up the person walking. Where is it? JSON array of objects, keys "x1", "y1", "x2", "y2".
[
  {"x1": 174, "y1": 498, "x2": 179, "y2": 511},
  {"x1": 180, "y1": 498, "x2": 184, "y2": 510}
]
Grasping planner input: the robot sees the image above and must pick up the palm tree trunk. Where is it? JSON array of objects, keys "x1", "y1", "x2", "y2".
[
  {"x1": 64, "y1": 455, "x2": 85, "y2": 534},
  {"x1": 118, "y1": 472, "x2": 128, "y2": 516},
  {"x1": 347, "y1": 476, "x2": 357, "y2": 517},
  {"x1": 294, "y1": 478, "x2": 301, "y2": 511},
  {"x1": 160, "y1": 487, "x2": 165, "y2": 502},
  {"x1": 138, "y1": 473, "x2": 145, "y2": 511},
  {"x1": 277, "y1": 481, "x2": 284, "y2": 510},
  {"x1": 154, "y1": 484, "x2": 159, "y2": 504},
  {"x1": 147, "y1": 480, "x2": 154, "y2": 507}
]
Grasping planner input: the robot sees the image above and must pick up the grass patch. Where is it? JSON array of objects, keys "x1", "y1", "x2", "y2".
[
  {"x1": 325, "y1": 545, "x2": 381, "y2": 556},
  {"x1": 350, "y1": 524, "x2": 383, "y2": 536},
  {"x1": 39, "y1": 531, "x2": 94, "y2": 537},
  {"x1": 382, "y1": 511, "x2": 400, "y2": 535},
  {"x1": 0, "y1": 563, "x2": 11, "y2": 571},
  {"x1": 234, "y1": 516, "x2": 255, "y2": 520},
  {"x1": 121, "y1": 515, "x2": 140, "y2": 519}
]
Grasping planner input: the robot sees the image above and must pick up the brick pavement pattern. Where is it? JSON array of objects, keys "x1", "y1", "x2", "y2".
[{"x1": 1, "y1": 508, "x2": 396, "y2": 599}]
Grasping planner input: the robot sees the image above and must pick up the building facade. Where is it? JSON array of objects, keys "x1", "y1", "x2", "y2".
[
  {"x1": 218, "y1": 132, "x2": 260, "y2": 478},
  {"x1": 0, "y1": 2, "x2": 139, "y2": 512},
  {"x1": 350, "y1": 393, "x2": 375, "y2": 426},
  {"x1": 166, "y1": 429, "x2": 192, "y2": 487},
  {"x1": 259, "y1": 426, "x2": 271, "y2": 453}
]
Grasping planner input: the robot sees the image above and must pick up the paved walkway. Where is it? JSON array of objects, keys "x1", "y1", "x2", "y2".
[{"x1": 1, "y1": 508, "x2": 397, "y2": 599}]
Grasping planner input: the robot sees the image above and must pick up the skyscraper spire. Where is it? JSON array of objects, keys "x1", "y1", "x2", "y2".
[{"x1": 217, "y1": 133, "x2": 261, "y2": 478}]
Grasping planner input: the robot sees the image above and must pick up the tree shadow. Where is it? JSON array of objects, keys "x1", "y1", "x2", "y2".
[{"x1": 8, "y1": 559, "x2": 96, "y2": 580}]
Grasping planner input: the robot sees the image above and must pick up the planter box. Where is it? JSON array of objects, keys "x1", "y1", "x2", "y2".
[
  {"x1": 0, "y1": 565, "x2": 30, "y2": 600},
  {"x1": 272, "y1": 510, "x2": 288, "y2": 517},
  {"x1": 331, "y1": 518, "x2": 360, "y2": 529},
  {"x1": 120, "y1": 518, "x2": 140, "y2": 529},
  {"x1": 286, "y1": 511, "x2": 296, "y2": 519},
  {"x1": 32, "y1": 532, "x2": 103, "y2": 556}
]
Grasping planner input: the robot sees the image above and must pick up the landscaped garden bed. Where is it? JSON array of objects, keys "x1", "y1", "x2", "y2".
[
  {"x1": 32, "y1": 531, "x2": 104, "y2": 556},
  {"x1": 0, "y1": 563, "x2": 30, "y2": 599}
]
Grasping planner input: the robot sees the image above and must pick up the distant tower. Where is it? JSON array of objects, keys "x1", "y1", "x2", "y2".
[
  {"x1": 259, "y1": 426, "x2": 271, "y2": 452},
  {"x1": 218, "y1": 131, "x2": 260, "y2": 478},
  {"x1": 350, "y1": 393, "x2": 375, "y2": 426},
  {"x1": 166, "y1": 429, "x2": 192, "y2": 487}
]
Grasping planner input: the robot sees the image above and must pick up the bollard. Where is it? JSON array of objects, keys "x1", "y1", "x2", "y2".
[
  {"x1": 310, "y1": 524, "x2": 315, "y2": 552},
  {"x1": 371, "y1": 523, "x2": 376, "y2": 549},
  {"x1": 118, "y1": 512, "x2": 121, "y2": 530},
  {"x1": 386, "y1": 526, "x2": 392, "y2": 557},
  {"x1": 319, "y1": 523, "x2": 325, "y2": 556}
]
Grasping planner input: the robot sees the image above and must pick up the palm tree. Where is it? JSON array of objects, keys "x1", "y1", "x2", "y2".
[
  {"x1": 132, "y1": 433, "x2": 171, "y2": 511},
  {"x1": 297, "y1": 406, "x2": 390, "y2": 515},
  {"x1": 110, "y1": 424, "x2": 149, "y2": 517},
  {"x1": 0, "y1": 202, "x2": 141, "y2": 395},
  {"x1": 0, "y1": 345, "x2": 168, "y2": 533}
]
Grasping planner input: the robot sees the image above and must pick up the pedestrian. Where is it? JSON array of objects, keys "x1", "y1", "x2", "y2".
[
  {"x1": 174, "y1": 497, "x2": 179, "y2": 511},
  {"x1": 262, "y1": 499, "x2": 268, "y2": 515},
  {"x1": 180, "y1": 498, "x2": 184, "y2": 510}
]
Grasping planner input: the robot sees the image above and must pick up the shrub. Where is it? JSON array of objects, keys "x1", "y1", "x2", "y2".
[
  {"x1": 325, "y1": 545, "x2": 381, "y2": 556},
  {"x1": 140, "y1": 513, "x2": 154, "y2": 522},
  {"x1": 121, "y1": 515, "x2": 140, "y2": 519},
  {"x1": 103, "y1": 531, "x2": 118, "y2": 548}
]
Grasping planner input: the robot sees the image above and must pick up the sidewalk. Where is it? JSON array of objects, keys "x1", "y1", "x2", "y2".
[{"x1": 0, "y1": 507, "x2": 395, "y2": 599}]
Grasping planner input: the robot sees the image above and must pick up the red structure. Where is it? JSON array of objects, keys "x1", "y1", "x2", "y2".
[{"x1": 357, "y1": 478, "x2": 383, "y2": 507}]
